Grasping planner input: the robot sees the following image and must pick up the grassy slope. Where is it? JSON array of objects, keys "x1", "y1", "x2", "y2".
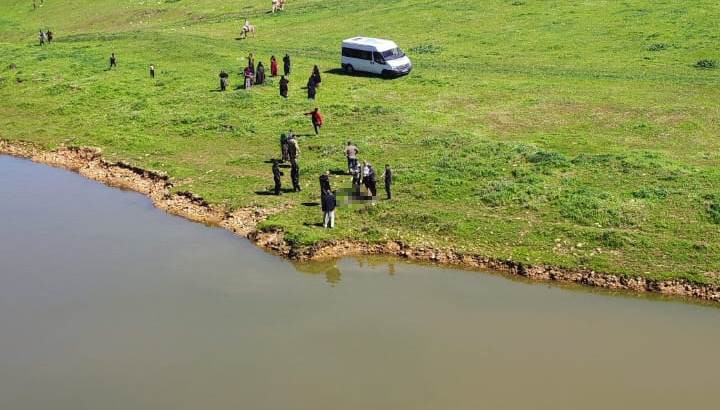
[{"x1": 1, "y1": 0, "x2": 719, "y2": 282}]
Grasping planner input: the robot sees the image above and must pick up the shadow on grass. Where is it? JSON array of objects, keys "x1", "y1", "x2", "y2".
[
  {"x1": 323, "y1": 68, "x2": 396, "y2": 80},
  {"x1": 302, "y1": 202, "x2": 320, "y2": 207},
  {"x1": 303, "y1": 222, "x2": 324, "y2": 227}
]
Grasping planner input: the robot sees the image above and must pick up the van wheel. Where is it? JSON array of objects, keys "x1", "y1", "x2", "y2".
[
  {"x1": 381, "y1": 70, "x2": 392, "y2": 78},
  {"x1": 343, "y1": 64, "x2": 354, "y2": 75}
]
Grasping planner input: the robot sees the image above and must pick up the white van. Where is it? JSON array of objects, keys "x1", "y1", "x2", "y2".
[{"x1": 341, "y1": 37, "x2": 412, "y2": 77}]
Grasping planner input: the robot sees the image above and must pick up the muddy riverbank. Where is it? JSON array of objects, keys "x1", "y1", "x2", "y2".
[{"x1": 2, "y1": 139, "x2": 719, "y2": 303}]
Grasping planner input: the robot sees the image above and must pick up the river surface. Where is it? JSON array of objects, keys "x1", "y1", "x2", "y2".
[{"x1": 1, "y1": 154, "x2": 719, "y2": 410}]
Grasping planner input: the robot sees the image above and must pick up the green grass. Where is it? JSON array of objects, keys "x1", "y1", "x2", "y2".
[{"x1": 1, "y1": 0, "x2": 719, "y2": 283}]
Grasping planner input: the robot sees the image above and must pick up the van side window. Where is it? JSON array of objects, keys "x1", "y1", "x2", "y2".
[
  {"x1": 342, "y1": 47, "x2": 372, "y2": 60},
  {"x1": 373, "y1": 52, "x2": 385, "y2": 63}
]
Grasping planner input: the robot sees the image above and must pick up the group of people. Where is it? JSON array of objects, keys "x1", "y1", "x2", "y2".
[
  {"x1": 345, "y1": 141, "x2": 393, "y2": 200},
  {"x1": 273, "y1": 131, "x2": 302, "y2": 195},
  {"x1": 218, "y1": 53, "x2": 291, "y2": 93},
  {"x1": 38, "y1": 29, "x2": 53, "y2": 46},
  {"x1": 271, "y1": 136, "x2": 394, "y2": 229}
]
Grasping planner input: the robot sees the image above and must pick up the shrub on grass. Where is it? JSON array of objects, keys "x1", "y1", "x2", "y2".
[
  {"x1": 647, "y1": 43, "x2": 668, "y2": 51},
  {"x1": 708, "y1": 202, "x2": 720, "y2": 224},
  {"x1": 694, "y1": 59, "x2": 716, "y2": 69},
  {"x1": 409, "y1": 44, "x2": 444, "y2": 54}
]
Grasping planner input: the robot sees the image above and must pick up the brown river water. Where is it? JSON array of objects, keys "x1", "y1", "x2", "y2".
[{"x1": 1, "y1": 155, "x2": 719, "y2": 410}]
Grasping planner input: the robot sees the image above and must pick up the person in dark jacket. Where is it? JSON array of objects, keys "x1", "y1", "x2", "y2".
[
  {"x1": 290, "y1": 159, "x2": 301, "y2": 192},
  {"x1": 279, "y1": 75, "x2": 289, "y2": 98},
  {"x1": 219, "y1": 70, "x2": 229, "y2": 91},
  {"x1": 280, "y1": 133, "x2": 289, "y2": 162},
  {"x1": 307, "y1": 76, "x2": 317, "y2": 100},
  {"x1": 255, "y1": 62, "x2": 266, "y2": 85},
  {"x1": 319, "y1": 170, "x2": 331, "y2": 196},
  {"x1": 109, "y1": 53, "x2": 117, "y2": 69},
  {"x1": 381, "y1": 164, "x2": 393, "y2": 200},
  {"x1": 272, "y1": 160, "x2": 284, "y2": 195},
  {"x1": 321, "y1": 189, "x2": 336, "y2": 229},
  {"x1": 283, "y1": 54, "x2": 291, "y2": 76},
  {"x1": 149, "y1": 64, "x2": 156, "y2": 78},
  {"x1": 311, "y1": 65, "x2": 321, "y2": 86}
]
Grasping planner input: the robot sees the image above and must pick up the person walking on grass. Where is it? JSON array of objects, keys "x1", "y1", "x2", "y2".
[
  {"x1": 321, "y1": 189, "x2": 336, "y2": 229},
  {"x1": 307, "y1": 76, "x2": 317, "y2": 100},
  {"x1": 345, "y1": 141, "x2": 359, "y2": 173},
  {"x1": 311, "y1": 65, "x2": 322, "y2": 86},
  {"x1": 272, "y1": 159, "x2": 284, "y2": 195},
  {"x1": 381, "y1": 164, "x2": 393, "y2": 200},
  {"x1": 283, "y1": 53, "x2": 291, "y2": 76},
  {"x1": 279, "y1": 75, "x2": 289, "y2": 98},
  {"x1": 109, "y1": 53, "x2": 117, "y2": 69},
  {"x1": 270, "y1": 55, "x2": 278, "y2": 77},
  {"x1": 46, "y1": 30, "x2": 53, "y2": 43},
  {"x1": 290, "y1": 159, "x2": 301, "y2": 192},
  {"x1": 149, "y1": 64, "x2": 156, "y2": 78},
  {"x1": 304, "y1": 107, "x2": 323, "y2": 135}
]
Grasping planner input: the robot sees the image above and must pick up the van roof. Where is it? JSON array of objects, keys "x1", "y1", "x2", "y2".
[{"x1": 342, "y1": 37, "x2": 399, "y2": 52}]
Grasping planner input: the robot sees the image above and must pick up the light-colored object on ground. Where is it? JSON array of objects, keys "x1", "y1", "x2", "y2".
[
  {"x1": 341, "y1": 37, "x2": 412, "y2": 77},
  {"x1": 272, "y1": 0, "x2": 285, "y2": 13}
]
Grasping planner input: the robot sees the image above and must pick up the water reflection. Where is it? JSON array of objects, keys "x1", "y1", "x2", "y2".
[{"x1": 291, "y1": 257, "x2": 398, "y2": 285}]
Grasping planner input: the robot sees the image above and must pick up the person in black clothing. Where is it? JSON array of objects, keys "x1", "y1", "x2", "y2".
[
  {"x1": 109, "y1": 53, "x2": 117, "y2": 69},
  {"x1": 364, "y1": 163, "x2": 377, "y2": 197},
  {"x1": 283, "y1": 54, "x2": 291, "y2": 76},
  {"x1": 279, "y1": 75, "x2": 289, "y2": 98},
  {"x1": 256, "y1": 62, "x2": 265, "y2": 85},
  {"x1": 272, "y1": 160, "x2": 284, "y2": 195},
  {"x1": 321, "y1": 189, "x2": 336, "y2": 229},
  {"x1": 280, "y1": 133, "x2": 289, "y2": 162},
  {"x1": 311, "y1": 65, "x2": 321, "y2": 86},
  {"x1": 46, "y1": 30, "x2": 53, "y2": 43},
  {"x1": 149, "y1": 64, "x2": 156, "y2": 78},
  {"x1": 307, "y1": 76, "x2": 317, "y2": 100},
  {"x1": 381, "y1": 164, "x2": 393, "y2": 200},
  {"x1": 219, "y1": 70, "x2": 229, "y2": 91},
  {"x1": 319, "y1": 170, "x2": 331, "y2": 196},
  {"x1": 290, "y1": 159, "x2": 301, "y2": 192}
]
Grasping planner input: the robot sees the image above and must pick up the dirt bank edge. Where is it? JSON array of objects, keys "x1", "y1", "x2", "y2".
[{"x1": 3, "y1": 140, "x2": 719, "y2": 303}]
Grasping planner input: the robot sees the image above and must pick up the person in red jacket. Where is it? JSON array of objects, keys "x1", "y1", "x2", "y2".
[
  {"x1": 304, "y1": 107, "x2": 324, "y2": 135},
  {"x1": 270, "y1": 55, "x2": 278, "y2": 77}
]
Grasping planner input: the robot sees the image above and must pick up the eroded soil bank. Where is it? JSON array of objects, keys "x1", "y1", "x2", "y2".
[{"x1": 2, "y1": 139, "x2": 719, "y2": 303}]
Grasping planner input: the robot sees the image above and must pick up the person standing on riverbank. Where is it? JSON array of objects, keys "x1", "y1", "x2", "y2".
[
  {"x1": 272, "y1": 160, "x2": 283, "y2": 195},
  {"x1": 291, "y1": 159, "x2": 301, "y2": 192},
  {"x1": 321, "y1": 189, "x2": 336, "y2": 229},
  {"x1": 363, "y1": 161, "x2": 377, "y2": 197},
  {"x1": 381, "y1": 164, "x2": 393, "y2": 200},
  {"x1": 319, "y1": 170, "x2": 331, "y2": 196}
]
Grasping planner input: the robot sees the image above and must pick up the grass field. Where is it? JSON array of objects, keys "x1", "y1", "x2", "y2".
[{"x1": 1, "y1": 0, "x2": 719, "y2": 283}]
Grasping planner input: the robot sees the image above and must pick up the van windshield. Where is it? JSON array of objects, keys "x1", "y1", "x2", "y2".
[{"x1": 381, "y1": 48, "x2": 406, "y2": 61}]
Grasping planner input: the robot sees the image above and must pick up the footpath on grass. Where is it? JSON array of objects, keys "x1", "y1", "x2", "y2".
[{"x1": 2, "y1": 139, "x2": 719, "y2": 303}]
